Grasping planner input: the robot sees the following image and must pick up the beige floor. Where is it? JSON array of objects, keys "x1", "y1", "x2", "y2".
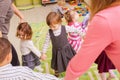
[{"x1": 8, "y1": 4, "x2": 55, "y2": 61}]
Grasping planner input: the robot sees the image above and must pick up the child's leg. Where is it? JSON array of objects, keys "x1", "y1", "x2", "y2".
[
  {"x1": 108, "y1": 69, "x2": 116, "y2": 79},
  {"x1": 54, "y1": 70, "x2": 59, "y2": 77},
  {"x1": 35, "y1": 65, "x2": 43, "y2": 72},
  {"x1": 99, "y1": 72, "x2": 107, "y2": 80}
]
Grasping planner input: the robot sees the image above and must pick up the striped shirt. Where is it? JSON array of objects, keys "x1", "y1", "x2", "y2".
[
  {"x1": 42, "y1": 25, "x2": 83, "y2": 53},
  {"x1": 0, "y1": 64, "x2": 59, "y2": 80},
  {"x1": 68, "y1": 22, "x2": 86, "y2": 52}
]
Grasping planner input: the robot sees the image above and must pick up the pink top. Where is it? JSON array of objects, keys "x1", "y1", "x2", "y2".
[
  {"x1": 68, "y1": 22, "x2": 82, "y2": 40},
  {"x1": 65, "y1": 6, "x2": 120, "y2": 80}
]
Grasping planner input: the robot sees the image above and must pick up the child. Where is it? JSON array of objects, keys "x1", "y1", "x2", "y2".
[
  {"x1": 64, "y1": 10, "x2": 86, "y2": 52},
  {"x1": 52, "y1": 0, "x2": 65, "y2": 18},
  {"x1": 82, "y1": 12, "x2": 116, "y2": 80},
  {"x1": 42, "y1": 12, "x2": 82, "y2": 77},
  {"x1": 16, "y1": 22, "x2": 43, "y2": 72}
]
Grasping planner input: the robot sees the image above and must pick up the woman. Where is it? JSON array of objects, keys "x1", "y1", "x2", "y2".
[
  {"x1": 65, "y1": 0, "x2": 120, "y2": 80},
  {"x1": 82, "y1": 10, "x2": 116, "y2": 80},
  {"x1": 0, "y1": 0, "x2": 24, "y2": 66}
]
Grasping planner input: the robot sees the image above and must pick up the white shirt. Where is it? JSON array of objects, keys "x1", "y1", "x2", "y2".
[
  {"x1": 20, "y1": 40, "x2": 41, "y2": 57},
  {"x1": 0, "y1": 64, "x2": 59, "y2": 80}
]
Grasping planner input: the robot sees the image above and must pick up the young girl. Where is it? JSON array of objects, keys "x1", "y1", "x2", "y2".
[
  {"x1": 16, "y1": 22, "x2": 43, "y2": 72},
  {"x1": 42, "y1": 12, "x2": 82, "y2": 77},
  {"x1": 64, "y1": 10, "x2": 86, "y2": 52}
]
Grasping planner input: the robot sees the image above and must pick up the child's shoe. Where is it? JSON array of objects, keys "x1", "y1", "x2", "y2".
[{"x1": 54, "y1": 71, "x2": 59, "y2": 77}]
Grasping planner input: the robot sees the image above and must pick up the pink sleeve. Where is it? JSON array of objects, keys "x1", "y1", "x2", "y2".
[{"x1": 65, "y1": 15, "x2": 112, "y2": 80}]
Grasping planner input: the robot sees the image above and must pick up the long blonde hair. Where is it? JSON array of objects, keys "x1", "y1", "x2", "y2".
[{"x1": 90, "y1": 0, "x2": 116, "y2": 20}]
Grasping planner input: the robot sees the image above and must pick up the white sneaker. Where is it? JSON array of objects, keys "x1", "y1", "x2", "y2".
[{"x1": 35, "y1": 65, "x2": 44, "y2": 72}]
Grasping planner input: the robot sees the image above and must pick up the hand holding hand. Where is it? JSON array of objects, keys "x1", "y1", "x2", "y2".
[{"x1": 41, "y1": 53, "x2": 47, "y2": 61}]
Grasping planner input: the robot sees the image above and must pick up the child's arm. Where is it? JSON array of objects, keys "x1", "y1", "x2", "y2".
[
  {"x1": 41, "y1": 32, "x2": 50, "y2": 60},
  {"x1": 11, "y1": 3, "x2": 24, "y2": 23},
  {"x1": 65, "y1": 25, "x2": 84, "y2": 36},
  {"x1": 28, "y1": 41, "x2": 41, "y2": 58},
  {"x1": 42, "y1": 32, "x2": 50, "y2": 54}
]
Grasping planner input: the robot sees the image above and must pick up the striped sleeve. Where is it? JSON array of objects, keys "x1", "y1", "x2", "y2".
[
  {"x1": 21, "y1": 67, "x2": 59, "y2": 80},
  {"x1": 42, "y1": 32, "x2": 51, "y2": 54}
]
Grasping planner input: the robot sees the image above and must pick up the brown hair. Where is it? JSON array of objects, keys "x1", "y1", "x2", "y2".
[
  {"x1": 90, "y1": 0, "x2": 115, "y2": 20},
  {"x1": 46, "y1": 12, "x2": 62, "y2": 28},
  {"x1": 64, "y1": 10, "x2": 75, "y2": 23},
  {"x1": 16, "y1": 22, "x2": 33, "y2": 40},
  {"x1": 0, "y1": 38, "x2": 11, "y2": 63}
]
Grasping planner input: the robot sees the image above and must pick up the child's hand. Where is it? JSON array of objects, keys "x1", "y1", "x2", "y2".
[{"x1": 41, "y1": 53, "x2": 47, "y2": 61}]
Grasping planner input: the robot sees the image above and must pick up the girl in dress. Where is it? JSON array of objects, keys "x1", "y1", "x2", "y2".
[
  {"x1": 16, "y1": 22, "x2": 43, "y2": 72},
  {"x1": 64, "y1": 10, "x2": 86, "y2": 52},
  {"x1": 42, "y1": 12, "x2": 83, "y2": 77}
]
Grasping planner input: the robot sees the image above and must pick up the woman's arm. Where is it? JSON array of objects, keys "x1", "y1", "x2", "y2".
[
  {"x1": 40, "y1": 32, "x2": 50, "y2": 60},
  {"x1": 65, "y1": 15, "x2": 112, "y2": 80},
  {"x1": 11, "y1": 3, "x2": 24, "y2": 23}
]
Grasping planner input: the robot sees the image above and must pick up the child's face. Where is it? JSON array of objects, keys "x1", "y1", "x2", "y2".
[
  {"x1": 50, "y1": 24, "x2": 60, "y2": 30},
  {"x1": 18, "y1": 31, "x2": 26, "y2": 40}
]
